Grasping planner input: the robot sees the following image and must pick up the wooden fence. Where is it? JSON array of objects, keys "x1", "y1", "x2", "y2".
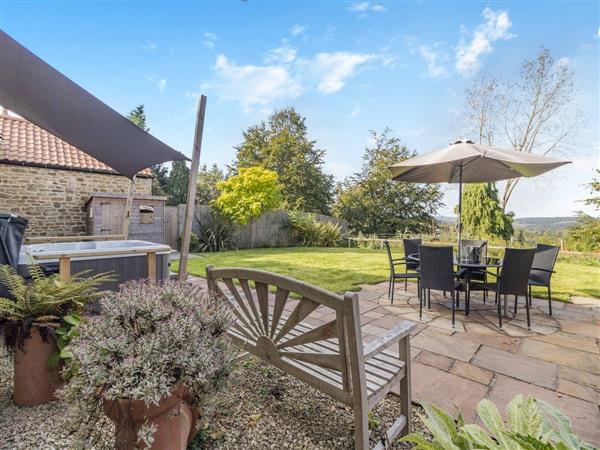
[{"x1": 164, "y1": 205, "x2": 347, "y2": 250}]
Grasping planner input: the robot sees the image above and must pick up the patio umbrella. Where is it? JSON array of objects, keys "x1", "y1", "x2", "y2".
[{"x1": 388, "y1": 139, "x2": 570, "y2": 249}]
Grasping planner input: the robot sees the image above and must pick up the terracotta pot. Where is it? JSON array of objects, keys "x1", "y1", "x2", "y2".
[
  {"x1": 103, "y1": 385, "x2": 199, "y2": 450},
  {"x1": 13, "y1": 327, "x2": 63, "y2": 407}
]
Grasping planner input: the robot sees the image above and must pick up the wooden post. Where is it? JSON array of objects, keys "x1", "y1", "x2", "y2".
[
  {"x1": 178, "y1": 95, "x2": 207, "y2": 281},
  {"x1": 122, "y1": 176, "x2": 136, "y2": 240},
  {"x1": 58, "y1": 256, "x2": 71, "y2": 281},
  {"x1": 147, "y1": 251, "x2": 156, "y2": 281}
]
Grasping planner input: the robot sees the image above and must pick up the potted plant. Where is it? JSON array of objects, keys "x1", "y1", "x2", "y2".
[
  {"x1": 0, "y1": 264, "x2": 111, "y2": 406},
  {"x1": 60, "y1": 280, "x2": 234, "y2": 450}
]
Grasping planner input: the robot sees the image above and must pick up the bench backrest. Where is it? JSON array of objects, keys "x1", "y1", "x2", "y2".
[{"x1": 206, "y1": 265, "x2": 365, "y2": 399}]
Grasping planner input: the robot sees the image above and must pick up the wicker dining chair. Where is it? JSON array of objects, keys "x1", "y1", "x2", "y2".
[
  {"x1": 482, "y1": 248, "x2": 536, "y2": 329},
  {"x1": 384, "y1": 240, "x2": 420, "y2": 304},
  {"x1": 527, "y1": 244, "x2": 560, "y2": 316},
  {"x1": 418, "y1": 245, "x2": 464, "y2": 326}
]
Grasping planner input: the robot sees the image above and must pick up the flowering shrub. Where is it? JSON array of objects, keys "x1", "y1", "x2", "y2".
[{"x1": 60, "y1": 280, "x2": 235, "y2": 448}]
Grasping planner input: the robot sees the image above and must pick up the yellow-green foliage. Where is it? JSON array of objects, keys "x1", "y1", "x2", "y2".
[{"x1": 214, "y1": 166, "x2": 282, "y2": 224}]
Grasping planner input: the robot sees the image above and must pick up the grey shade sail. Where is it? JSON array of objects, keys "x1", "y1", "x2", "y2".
[
  {"x1": 389, "y1": 141, "x2": 570, "y2": 183},
  {"x1": 0, "y1": 30, "x2": 188, "y2": 179}
]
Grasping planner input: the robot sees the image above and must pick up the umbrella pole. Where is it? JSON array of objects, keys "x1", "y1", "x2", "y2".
[{"x1": 457, "y1": 165, "x2": 463, "y2": 257}]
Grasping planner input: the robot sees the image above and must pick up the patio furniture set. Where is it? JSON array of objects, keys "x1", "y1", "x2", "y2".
[{"x1": 384, "y1": 239, "x2": 560, "y2": 329}]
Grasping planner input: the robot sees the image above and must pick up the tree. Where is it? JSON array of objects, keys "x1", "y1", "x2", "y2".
[
  {"x1": 566, "y1": 170, "x2": 600, "y2": 251},
  {"x1": 333, "y1": 129, "x2": 443, "y2": 235},
  {"x1": 583, "y1": 169, "x2": 600, "y2": 210},
  {"x1": 213, "y1": 167, "x2": 282, "y2": 224},
  {"x1": 462, "y1": 48, "x2": 582, "y2": 210},
  {"x1": 460, "y1": 183, "x2": 514, "y2": 241},
  {"x1": 234, "y1": 107, "x2": 334, "y2": 214},
  {"x1": 127, "y1": 104, "x2": 168, "y2": 195},
  {"x1": 196, "y1": 164, "x2": 225, "y2": 205},
  {"x1": 165, "y1": 161, "x2": 190, "y2": 206}
]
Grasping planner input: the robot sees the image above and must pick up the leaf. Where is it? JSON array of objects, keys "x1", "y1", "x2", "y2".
[
  {"x1": 461, "y1": 424, "x2": 500, "y2": 450},
  {"x1": 63, "y1": 314, "x2": 82, "y2": 326},
  {"x1": 504, "y1": 431, "x2": 556, "y2": 450},
  {"x1": 399, "y1": 433, "x2": 443, "y2": 450},
  {"x1": 60, "y1": 348, "x2": 74, "y2": 359},
  {"x1": 537, "y1": 400, "x2": 582, "y2": 450},
  {"x1": 477, "y1": 399, "x2": 513, "y2": 448},
  {"x1": 47, "y1": 351, "x2": 60, "y2": 369},
  {"x1": 249, "y1": 413, "x2": 261, "y2": 422},
  {"x1": 508, "y1": 395, "x2": 544, "y2": 437}
]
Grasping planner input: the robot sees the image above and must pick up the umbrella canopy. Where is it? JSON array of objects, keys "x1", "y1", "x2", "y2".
[
  {"x1": 389, "y1": 140, "x2": 570, "y2": 248},
  {"x1": 389, "y1": 140, "x2": 570, "y2": 183},
  {"x1": 0, "y1": 30, "x2": 188, "y2": 179}
]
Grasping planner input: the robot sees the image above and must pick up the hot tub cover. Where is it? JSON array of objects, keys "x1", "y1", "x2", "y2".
[{"x1": 0, "y1": 30, "x2": 189, "y2": 179}]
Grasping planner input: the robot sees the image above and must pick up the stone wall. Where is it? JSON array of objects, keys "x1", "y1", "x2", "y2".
[{"x1": 0, "y1": 163, "x2": 152, "y2": 238}]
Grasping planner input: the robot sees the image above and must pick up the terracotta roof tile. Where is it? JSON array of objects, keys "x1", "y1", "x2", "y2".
[{"x1": 0, "y1": 114, "x2": 152, "y2": 176}]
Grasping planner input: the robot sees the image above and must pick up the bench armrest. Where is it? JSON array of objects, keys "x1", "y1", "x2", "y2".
[{"x1": 363, "y1": 320, "x2": 415, "y2": 360}]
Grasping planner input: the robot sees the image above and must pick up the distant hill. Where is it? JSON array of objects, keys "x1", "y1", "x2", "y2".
[
  {"x1": 437, "y1": 216, "x2": 579, "y2": 232},
  {"x1": 513, "y1": 217, "x2": 579, "y2": 232}
]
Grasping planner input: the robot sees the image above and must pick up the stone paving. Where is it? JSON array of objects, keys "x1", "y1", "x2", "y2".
[{"x1": 190, "y1": 276, "x2": 600, "y2": 445}]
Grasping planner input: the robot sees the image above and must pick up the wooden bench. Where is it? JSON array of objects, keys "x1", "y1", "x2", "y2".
[{"x1": 206, "y1": 265, "x2": 415, "y2": 450}]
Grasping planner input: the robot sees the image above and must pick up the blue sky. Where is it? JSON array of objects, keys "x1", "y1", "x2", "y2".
[{"x1": 1, "y1": 0, "x2": 598, "y2": 217}]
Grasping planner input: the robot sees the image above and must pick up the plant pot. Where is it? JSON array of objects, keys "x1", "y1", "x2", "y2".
[
  {"x1": 103, "y1": 385, "x2": 199, "y2": 450},
  {"x1": 13, "y1": 326, "x2": 63, "y2": 407}
]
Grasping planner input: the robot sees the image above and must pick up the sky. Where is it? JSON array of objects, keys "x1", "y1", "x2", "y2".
[{"x1": 1, "y1": 0, "x2": 598, "y2": 218}]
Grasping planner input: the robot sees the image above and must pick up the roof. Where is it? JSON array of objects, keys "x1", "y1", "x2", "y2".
[{"x1": 0, "y1": 114, "x2": 152, "y2": 177}]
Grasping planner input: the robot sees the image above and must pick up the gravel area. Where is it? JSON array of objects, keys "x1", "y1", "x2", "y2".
[
  {"x1": 191, "y1": 358, "x2": 428, "y2": 449},
  {"x1": 1, "y1": 353, "x2": 428, "y2": 449}
]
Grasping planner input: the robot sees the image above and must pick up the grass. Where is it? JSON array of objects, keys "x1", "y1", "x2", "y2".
[{"x1": 174, "y1": 246, "x2": 600, "y2": 302}]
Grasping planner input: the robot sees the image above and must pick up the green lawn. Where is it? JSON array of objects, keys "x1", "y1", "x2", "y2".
[{"x1": 174, "y1": 247, "x2": 600, "y2": 302}]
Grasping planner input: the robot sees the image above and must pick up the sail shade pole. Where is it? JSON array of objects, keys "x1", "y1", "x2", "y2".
[{"x1": 178, "y1": 95, "x2": 207, "y2": 281}]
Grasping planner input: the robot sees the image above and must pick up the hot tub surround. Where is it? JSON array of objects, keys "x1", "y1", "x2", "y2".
[{"x1": 19, "y1": 240, "x2": 172, "y2": 290}]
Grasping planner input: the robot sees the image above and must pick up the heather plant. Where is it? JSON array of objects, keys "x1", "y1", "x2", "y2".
[{"x1": 60, "y1": 280, "x2": 235, "y2": 448}]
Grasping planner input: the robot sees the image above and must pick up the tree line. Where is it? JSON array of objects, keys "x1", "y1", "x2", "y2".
[{"x1": 126, "y1": 47, "x2": 594, "y2": 245}]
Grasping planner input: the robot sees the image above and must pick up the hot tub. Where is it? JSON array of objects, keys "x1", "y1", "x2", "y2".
[{"x1": 18, "y1": 240, "x2": 172, "y2": 291}]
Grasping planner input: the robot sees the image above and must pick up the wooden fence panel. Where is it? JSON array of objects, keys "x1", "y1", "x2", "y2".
[
  {"x1": 174, "y1": 206, "x2": 346, "y2": 250},
  {"x1": 164, "y1": 206, "x2": 179, "y2": 249}
]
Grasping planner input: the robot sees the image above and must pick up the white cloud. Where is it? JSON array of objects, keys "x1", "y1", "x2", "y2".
[
  {"x1": 349, "y1": 2, "x2": 385, "y2": 13},
  {"x1": 418, "y1": 45, "x2": 448, "y2": 78},
  {"x1": 310, "y1": 52, "x2": 376, "y2": 94},
  {"x1": 350, "y1": 103, "x2": 361, "y2": 117},
  {"x1": 210, "y1": 54, "x2": 303, "y2": 112},
  {"x1": 324, "y1": 161, "x2": 354, "y2": 180},
  {"x1": 455, "y1": 7, "x2": 515, "y2": 76},
  {"x1": 264, "y1": 40, "x2": 297, "y2": 64},
  {"x1": 597, "y1": 27, "x2": 600, "y2": 38},
  {"x1": 290, "y1": 24, "x2": 306, "y2": 36},
  {"x1": 202, "y1": 32, "x2": 217, "y2": 50},
  {"x1": 205, "y1": 44, "x2": 386, "y2": 112},
  {"x1": 146, "y1": 75, "x2": 167, "y2": 91},
  {"x1": 142, "y1": 40, "x2": 157, "y2": 52}
]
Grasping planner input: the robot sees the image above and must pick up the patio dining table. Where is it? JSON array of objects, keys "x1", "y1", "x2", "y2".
[{"x1": 407, "y1": 253, "x2": 509, "y2": 316}]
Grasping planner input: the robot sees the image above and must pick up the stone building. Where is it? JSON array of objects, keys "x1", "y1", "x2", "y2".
[{"x1": 0, "y1": 113, "x2": 157, "y2": 239}]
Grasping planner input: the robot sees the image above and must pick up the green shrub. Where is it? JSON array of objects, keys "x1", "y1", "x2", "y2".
[
  {"x1": 193, "y1": 211, "x2": 237, "y2": 252},
  {"x1": 402, "y1": 395, "x2": 596, "y2": 450},
  {"x1": 288, "y1": 210, "x2": 341, "y2": 247},
  {"x1": 214, "y1": 166, "x2": 282, "y2": 224}
]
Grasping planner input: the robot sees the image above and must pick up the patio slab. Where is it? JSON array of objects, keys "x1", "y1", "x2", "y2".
[
  {"x1": 487, "y1": 375, "x2": 600, "y2": 445},
  {"x1": 450, "y1": 361, "x2": 494, "y2": 386},
  {"x1": 411, "y1": 362, "x2": 489, "y2": 422},
  {"x1": 471, "y1": 345, "x2": 558, "y2": 389},
  {"x1": 411, "y1": 329, "x2": 480, "y2": 362},
  {"x1": 519, "y1": 339, "x2": 600, "y2": 375}
]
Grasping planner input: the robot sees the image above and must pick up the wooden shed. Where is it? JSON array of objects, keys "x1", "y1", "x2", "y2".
[{"x1": 85, "y1": 193, "x2": 167, "y2": 244}]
